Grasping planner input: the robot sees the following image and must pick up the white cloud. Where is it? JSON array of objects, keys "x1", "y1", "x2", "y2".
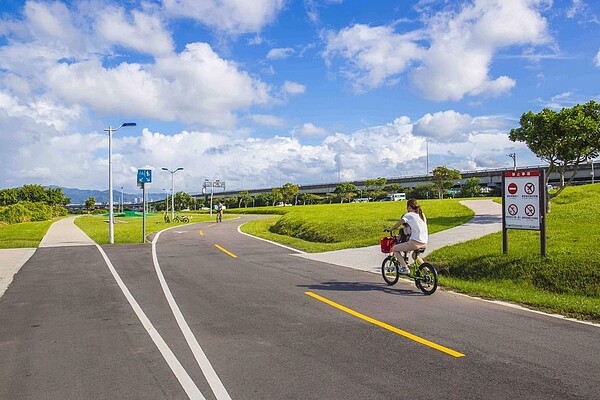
[
  {"x1": 282, "y1": 81, "x2": 306, "y2": 95},
  {"x1": 324, "y1": 1, "x2": 552, "y2": 99},
  {"x1": 95, "y1": 7, "x2": 174, "y2": 57},
  {"x1": 267, "y1": 47, "x2": 295, "y2": 59},
  {"x1": 250, "y1": 114, "x2": 286, "y2": 127},
  {"x1": 162, "y1": 0, "x2": 285, "y2": 34},
  {"x1": 295, "y1": 122, "x2": 328, "y2": 137},
  {"x1": 323, "y1": 23, "x2": 424, "y2": 92},
  {"x1": 595, "y1": 49, "x2": 600, "y2": 68}
]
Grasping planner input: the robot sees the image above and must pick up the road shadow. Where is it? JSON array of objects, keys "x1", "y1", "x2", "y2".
[{"x1": 297, "y1": 280, "x2": 423, "y2": 296}]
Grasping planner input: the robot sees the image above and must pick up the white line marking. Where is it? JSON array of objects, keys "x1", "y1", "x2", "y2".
[
  {"x1": 153, "y1": 230, "x2": 232, "y2": 400},
  {"x1": 237, "y1": 222, "x2": 305, "y2": 254},
  {"x1": 95, "y1": 245, "x2": 206, "y2": 400}
]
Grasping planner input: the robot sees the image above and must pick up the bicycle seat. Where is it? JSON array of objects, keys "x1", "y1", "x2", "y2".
[{"x1": 413, "y1": 248, "x2": 426, "y2": 254}]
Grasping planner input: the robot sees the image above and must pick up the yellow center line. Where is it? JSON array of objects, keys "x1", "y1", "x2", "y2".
[
  {"x1": 305, "y1": 291, "x2": 465, "y2": 358},
  {"x1": 215, "y1": 244, "x2": 238, "y2": 259},
  {"x1": 198, "y1": 230, "x2": 204, "y2": 236}
]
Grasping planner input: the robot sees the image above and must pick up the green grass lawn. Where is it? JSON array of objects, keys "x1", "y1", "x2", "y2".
[
  {"x1": 74, "y1": 213, "x2": 218, "y2": 244},
  {"x1": 232, "y1": 199, "x2": 473, "y2": 252},
  {"x1": 0, "y1": 219, "x2": 57, "y2": 248}
]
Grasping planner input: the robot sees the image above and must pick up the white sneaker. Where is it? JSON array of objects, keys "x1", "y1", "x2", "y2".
[{"x1": 398, "y1": 266, "x2": 410, "y2": 275}]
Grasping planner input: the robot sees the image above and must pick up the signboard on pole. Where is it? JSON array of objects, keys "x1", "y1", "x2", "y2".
[
  {"x1": 502, "y1": 169, "x2": 546, "y2": 256},
  {"x1": 137, "y1": 169, "x2": 152, "y2": 188},
  {"x1": 137, "y1": 169, "x2": 151, "y2": 243}
]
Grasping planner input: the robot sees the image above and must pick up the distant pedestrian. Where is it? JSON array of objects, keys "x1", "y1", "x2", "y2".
[{"x1": 216, "y1": 201, "x2": 223, "y2": 223}]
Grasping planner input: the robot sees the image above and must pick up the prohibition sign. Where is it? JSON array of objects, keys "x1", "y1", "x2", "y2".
[
  {"x1": 524, "y1": 182, "x2": 535, "y2": 195},
  {"x1": 508, "y1": 204, "x2": 518, "y2": 216},
  {"x1": 508, "y1": 182, "x2": 518, "y2": 195},
  {"x1": 525, "y1": 204, "x2": 536, "y2": 217}
]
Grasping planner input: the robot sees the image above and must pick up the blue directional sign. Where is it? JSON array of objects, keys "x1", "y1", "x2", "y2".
[{"x1": 137, "y1": 169, "x2": 152, "y2": 184}]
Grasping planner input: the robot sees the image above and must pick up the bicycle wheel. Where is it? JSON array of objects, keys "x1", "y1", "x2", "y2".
[
  {"x1": 182, "y1": 216, "x2": 189, "y2": 223},
  {"x1": 415, "y1": 262, "x2": 438, "y2": 295},
  {"x1": 381, "y1": 256, "x2": 399, "y2": 286}
]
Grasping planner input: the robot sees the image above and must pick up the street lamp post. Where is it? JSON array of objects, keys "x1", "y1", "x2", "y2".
[
  {"x1": 162, "y1": 167, "x2": 184, "y2": 221},
  {"x1": 120, "y1": 187, "x2": 124, "y2": 214},
  {"x1": 507, "y1": 153, "x2": 517, "y2": 171},
  {"x1": 105, "y1": 122, "x2": 136, "y2": 244}
]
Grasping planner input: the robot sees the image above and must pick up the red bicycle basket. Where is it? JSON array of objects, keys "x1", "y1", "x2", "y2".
[{"x1": 380, "y1": 236, "x2": 395, "y2": 253}]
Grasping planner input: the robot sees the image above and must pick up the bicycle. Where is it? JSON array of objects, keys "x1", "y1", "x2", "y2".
[
  {"x1": 172, "y1": 214, "x2": 189, "y2": 223},
  {"x1": 216, "y1": 210, "x2": 223, "y2": 223},
  {"x1": 380, "y1": 229, "x2": 438, "y2": 295}
]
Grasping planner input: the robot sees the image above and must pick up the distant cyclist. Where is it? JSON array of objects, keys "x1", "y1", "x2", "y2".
[
  {"x1": 386, "y1": 198, "x2": 428, "y2": 274},
  {"x1": 216, "y1": 201, "x2": 223, "y2": 223}
]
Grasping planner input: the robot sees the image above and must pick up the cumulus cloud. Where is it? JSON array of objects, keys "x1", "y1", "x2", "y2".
[
  {"x1": 595, "y1": 49, "x2": 600, "y2": 68},
  {"x1": 162, "y1": 0, "x2": 285, "y2": 35},
  {"x1": 323, "y1": 23, "x2": 424, "y2": 91},
  {"x1": 267, "y1": 47, "x2": 295, "y2": 59},
  {"x1": 324, "y1": 1, "x2": 552, "y2": 100},
  {"x1": 295, "y1": 122, "x2": 328, "y2": 137}
]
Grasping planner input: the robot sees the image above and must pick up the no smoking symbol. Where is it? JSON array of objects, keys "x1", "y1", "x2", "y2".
[
  {"x1": 508, "y1": 204, "x2": 518, "y2": 216},
  {"x1": 525, "y1": 204, "x2": 536, "y2": 217},
  {"x1": 524, "y1": 182, "x2": 535, "y2": 195}
]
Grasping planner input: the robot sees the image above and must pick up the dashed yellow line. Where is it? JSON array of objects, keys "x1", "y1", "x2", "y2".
[
  {"x1": 305, "y1": 291, "x2": 465, "y2": 358},
  {"x1": 215, "y1": 244, "x2": 237, "y2": 259},
  {"x1": 198, "y1": 230, "x2": 204, "y2": 236}
]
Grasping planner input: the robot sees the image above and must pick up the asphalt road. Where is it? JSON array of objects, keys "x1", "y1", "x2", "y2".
[{"x1": 1, "y1": 216, "x2": 599, "y2": 399}]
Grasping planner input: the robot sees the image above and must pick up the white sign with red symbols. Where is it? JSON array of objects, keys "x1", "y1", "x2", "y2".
[{"x1": 504, "y1": 170, "x2": 541, "y2": 230}]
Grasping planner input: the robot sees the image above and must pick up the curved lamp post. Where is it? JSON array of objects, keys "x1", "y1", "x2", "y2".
[
  {"x1": 104, "y1": 122, "x2": 136, "y2": 244},
  {"x1": 162, "y1": 167, "x2": 184, "y2": 221}
]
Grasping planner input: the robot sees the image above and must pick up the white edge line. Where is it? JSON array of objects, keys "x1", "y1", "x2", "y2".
[
  {"x1": 152, "y1": 229, "x2": 232, "y2": 400},
  {"x1": 236, "y1": 221, "x2": 306, "y2": 254},
  {"x1": 94, "y1": 244, "x2": 206, "y2": 400}
]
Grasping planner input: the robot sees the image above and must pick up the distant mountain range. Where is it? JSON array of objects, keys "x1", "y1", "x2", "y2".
[{"x1": 48, "y1": 186, "x2": 168, "y2": 205}]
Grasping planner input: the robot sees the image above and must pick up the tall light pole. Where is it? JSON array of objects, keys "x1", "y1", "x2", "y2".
[
  {"x1": 507, "y1": 153, "x2": 517, "y2": 171},
  {"x1": 426, "y1": 138, "x2": 431, "y2": 175},
  {"x1": 105, "y1": 122, "x2": 136, "y2": 244},
  {"x1": 162, "y1": 167, "x2": 183, "y2": 221},
  {"x1": 120, "y1": 186, "x2": 124, "y2": 214}
]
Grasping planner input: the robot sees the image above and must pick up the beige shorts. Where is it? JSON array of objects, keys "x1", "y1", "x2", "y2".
[{"x1": 393, "y1": 239, "x2": 427, "y2": 253}]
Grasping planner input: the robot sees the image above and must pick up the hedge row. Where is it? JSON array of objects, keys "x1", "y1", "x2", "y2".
[{"x1": 0, "y1": 202, "x2": 67, "y2": 224}]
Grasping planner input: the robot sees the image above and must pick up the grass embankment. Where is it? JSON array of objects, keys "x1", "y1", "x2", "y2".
[
  {"x1": 427, "y1": 184, "x2": 600, "y2": 322},
  {"x1": 232, "y1": 200, "x2": 473, "y2": 253},
  {"x1": 0, "y1": 219, "x2": 56, "y2": 248},
  {"x1": 74, "y1": 213, "x2": 218, "y2": 244}
]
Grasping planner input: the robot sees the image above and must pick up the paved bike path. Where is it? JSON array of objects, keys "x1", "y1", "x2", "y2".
[{"x1": 292, "y1": 200, "x2": 502, "y2": 274}]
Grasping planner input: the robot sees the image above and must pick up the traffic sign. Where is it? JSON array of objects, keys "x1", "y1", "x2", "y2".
[{"x1": 137, "y1": 169, "x2": 152, "y2": 184}]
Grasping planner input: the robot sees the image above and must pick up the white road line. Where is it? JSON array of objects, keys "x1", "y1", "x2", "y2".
[
  {"x1": 95, "y1": 245, "x2": 206, "y2": 400},
  {"x1": 152, "y1": 230, "x2": 233, "y2": 400}
]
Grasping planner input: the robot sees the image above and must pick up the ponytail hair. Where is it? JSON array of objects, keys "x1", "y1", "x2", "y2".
[{"x1": 407, "y1": 198, "x2": 424, "y2": 221}]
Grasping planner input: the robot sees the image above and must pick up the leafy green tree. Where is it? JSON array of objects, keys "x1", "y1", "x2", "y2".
[
  {"x1": 407, "y1": 184, "x2": 434, "y2": 199},
  {"x1": 459, "y1": 177, "x2": 482, "y2": 198},
  {"x1": 46, "y1": 187, "x2": 70, "y2": 206},
  {"x1": 0, "y1": 188, "x2": 19, "y2": 206},
  {"x1": 334, "y1": 182, "x2": 357, "y2": 203},
  {"x1": 430, "y1": 166, "x2": 461, "y2": 199},
  {"x1": 281, "y1": 183, "x2": 300, "y2": 205},
  {"x1": 271, "y1": 188, "x2": 283, "y2": 206},
  {"x1": 364, "y1": 177, "x2": 387, "y2": 200},
  {"x1": 384, "y1": 183, "x2": 404, "y2": 194},
  {"x1": 238, "y1": 190, "x2": 253, "y2": 208},
  {"x1": 174, "y1": 191, "x2": 193, "y2": 210},
  {"x1": 509, "y1": 100, "x2": 600, "y2": 197},
  {"x1": 85, "y1": 196, "x2": 96, "y2": 212},
  {"x1": 255, "y1": 192, "x2": 272, "y2": 207},
  {"x1": 19, "y1": 184, "x2": 48, "y2": 203}
]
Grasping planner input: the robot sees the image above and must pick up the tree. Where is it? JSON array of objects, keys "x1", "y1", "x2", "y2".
[
  {"x1": 509, "y1": 100, "x2": 600, "y2": 198},
  {"x1": 281, "y1": 182, "x2": 300, "y2": 205},
  {"x1": 271, "y1": 188, "x2": 283, "y2": 206},
  {"x1": 459, "y1": 177, "x2": 482, "y2": 198},
  {"x1": 174, "y1": 191, "x2": 193, "y2": 210},
  {"x1": 19, "y1": 184, "x2": 48, "y2": 203},
  {"x1": 334, "y1": 183, "x2": 357, "y2": 203},
  {"x1": 46, "y1": 187, "x2": 70, "y2": 206},
  {"x1": 364, "y1": 177, "x2": 387, "y2": 200},
  {"x1": 85, "y1": 196, "x2": 96, "y2": 212},
  {"x1": 407, "y1": 184, "x2": 433, "y2": 199},
  {"x1": 430, "y1": 166, "x2": 461, "y2": 199},
  {"x1": 384, "y1": 183, "x2": 405, "y2": 194},
  {"x1": 238, "y1": 190, "x2": 252, "y2": 208},
  {"x1": 0, "y1": 188, "x2": 19, "y2": 206}
]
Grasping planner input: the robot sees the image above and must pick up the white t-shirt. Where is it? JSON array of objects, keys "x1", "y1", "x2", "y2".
[{"x1": 402, "y1": 212, "x2": 428, "y2": 244}]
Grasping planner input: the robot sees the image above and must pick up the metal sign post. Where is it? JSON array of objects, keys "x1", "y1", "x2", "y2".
[
  {"x1": 502, "y1": 169, "x2": 546, "y2": 256},
  {"x1": 137, "y1": 169, "x2": 152, "y2": 243}
]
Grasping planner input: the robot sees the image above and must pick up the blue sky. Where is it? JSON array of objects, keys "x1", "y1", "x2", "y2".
[{"x1": 1, "y1": 0, "x2": 599, "y2": 194}]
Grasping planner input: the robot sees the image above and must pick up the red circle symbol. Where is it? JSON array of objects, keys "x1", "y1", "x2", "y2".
[{"x1": 508, "y1": 183, "x2": 518, "y2": 195}]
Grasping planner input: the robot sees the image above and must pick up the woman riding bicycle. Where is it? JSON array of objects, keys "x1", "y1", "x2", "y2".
[{"x1": 386, "y1": 198, "x2": 428, "y2": 275}]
